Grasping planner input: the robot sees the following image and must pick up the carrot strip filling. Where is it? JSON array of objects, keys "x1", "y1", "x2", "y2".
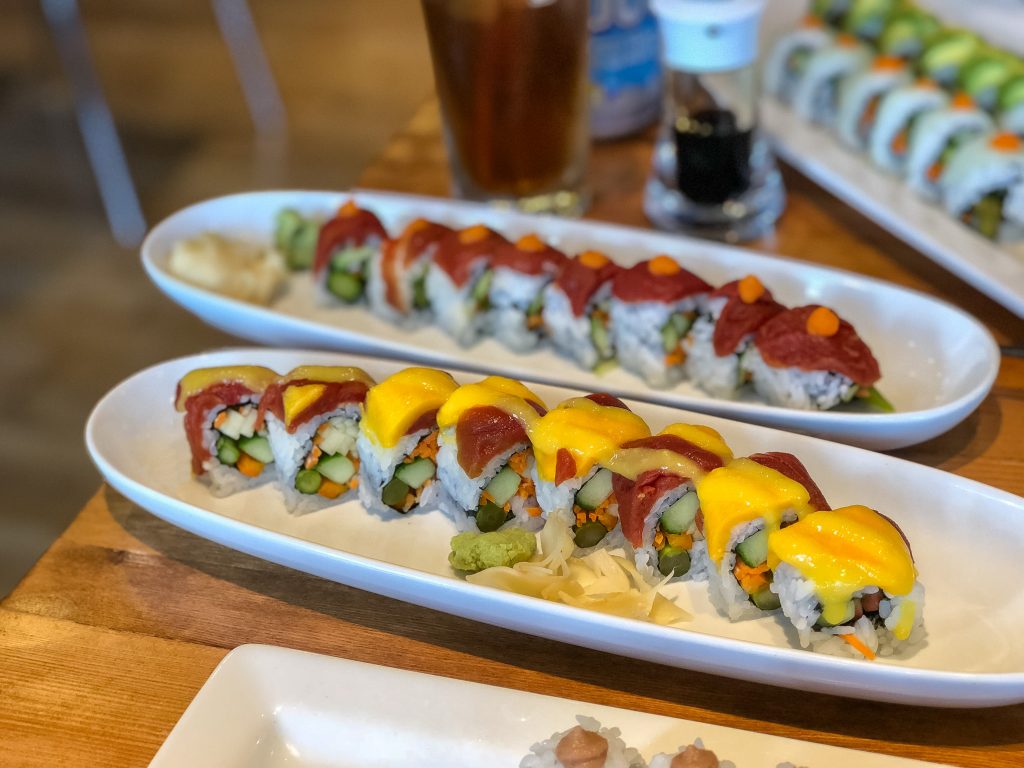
[{"x1": 842, "y1": 633, "x2": 877, "y2": 661}]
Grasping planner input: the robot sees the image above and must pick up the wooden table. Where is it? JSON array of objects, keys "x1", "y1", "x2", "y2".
[{"x1": 3, "y1": 102, "x2": 1023, "y2": 766}]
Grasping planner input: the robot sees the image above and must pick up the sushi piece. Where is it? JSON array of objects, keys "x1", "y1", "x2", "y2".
[
  {"x1": 841, "y1": 0, "x2": 896, "y2": 44},
  {"x1": 528, "y1": 394, "x2": 650, "y2": 550},
  {"x1": 273, "y1": 208, "x2": 321, "y2": 271},
  {"x1": 175, "y1": 365, "x2": 278, "y2": 496},
  {"x1": 312, "y1": 200, "x2": 388, "y2": 304},
  {"x1": 695, "y1": 453, "x2": 827, "y2": 620},
  {"x1": 256, "y1": 365, "x2": 374, "y2": 514},
  {"x1": 906, "y1": 92, "x2": 994, "y2": 200},
  {"x1": 837, "y1": 55, "x2": 911, "y2": 152},
  {"x1": 650, "y1": 740, "x2": 735, "y2": 768},
  {"x1": 485, "y1": 233, "x2": 568, "y2": 352},
  {"x1": 869, "y1": 78, "x2": 948, "y2": 174},
  {"x1": 941, "y1": 132, "x2": 1024, "y2": 241},
  {"x1": 763, "y1": 16, "x2": 834, "y2": 105},
  {"x1": 876, "y1": 7, "x2": 939, "y2": 60},
  {"x1": 520, "y1": 715, "x2": 645, "y2": 768},
  {"x1": 683, "y1": 275, "x2": 785, "y2": 399},
  {"x1": 742, "y1": 305, "x2": 886, "y2": 412},
  {"x1": 424, "y1": 224, "x2": 508, "y2": 346},
  {"x1": 355, "y1": 367, "x2": 458, "y2": 515},
  {"x1": 367, "y1": 217, "x2": 451, "y2": 324},
  {"x1": 999, "y1": 74, "x2": 1024, "y2": 136},
  {"x1": 918, "y1": 29, "x2": 981, "y2": 90},
  {"x1": 608, "y1": 255, "x2": 712, "y2": 388},
  {"x1": 435, "y1": 376, "x2": 547, "y2": 532},
  {"x1": 607, "y1": 423, "x2": 733, "y2": 581},
  {"x1": 769, "y1": 504, "x2": 925, "y2": 659},
  {"x1": 959, "y1": 49, "x2": 1020, "y2": 115},
  {"x1": 542, "y1": 250, "x2": 623, "y2": 371},
  {"x1": 791, "y1": 34, "x2": 871, "y2": 127}
]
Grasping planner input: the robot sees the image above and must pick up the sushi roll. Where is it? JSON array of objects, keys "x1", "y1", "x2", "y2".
[
  {"x1": 175, "y1": 365, "x2": 278, "y2": 496},
  {"x1": 542, "y1": 250, "x2": 623, "y2": 371},
  {"x1": 607, "y1": 423, "x2": 733, "y2": 581},
  {"x1": 763, "y1": 16, "x2": 834, "y2": 105},
  {"x1": 791, "y1": 34, "x2": 871, "y2": 127},
  {"x1": 876, "y1": 8, "x2": 939, "y2": 60},
  {"x1": 837, "y1": 55, "x2": 911, "y2": 151},
  {"x1": 356, "y1": 367, "x2": 458, "y2": 516},
  {"x1": 528, "y1": 394, "x2": 650, "y2": 550},
  {"x1": 683, "y1": 275, "x2": 785, "y2": 399},
  {"x1": 841, "y1": 0, "x2": 896, "y2": 44},
  {"x1": 959, "y1": 49, "x2": 1020, "y2": 115},
  {"x1": 273, "y1": 207, "x2": 320, "y2": 271},
  {"x1": 485, "y1": 233, "x2": 568, "y2": 352},
  {"x1": 312, "y1": 200, "x2": 388, "y2": 304},
  {"x1": 424, "y1": 224, "x2": 508, "y2": 346},
  {"x1": 941, "y1": 132, "x2": 1024, "y2": 241},
  {"x1": 650, "y1": 740, "x2": 734, "y2": 768},
  {"x1": 999, "y1": 74, "x2": 1024, "y2": 136},
  {"x1": 367, "y1": 217, "x2": 451, "y2": 324},
  {"x1": 695, "y1": 453, "x2": 828, "y2": 620},
  {"x1": 906, "y1": 92, "x2": 994, "y2": 200},
  {"x1": 742, "y1": 305, "x2": 886, "y2": 412},
  {"x1": 257, "y1": 365, "x2": 374, "y2": 514},
  {"x1": 435, "y1": 376, "x2": 547, "y2": 532},
  {"x1": 608, "y1": 256, "x2": 711, "y2": 388},
  {"x1": 918, "y1": 29, "x2": 981, "y2": 90},
  {"x1": 769, "y1": 504, "x2": 925, "y2": 659},
  {"x1": 869, "y1": 78, "x2": 948, "y2": 174},
  {"x1": 520, "y1": 716, "x2": 645, "y2": 768}
]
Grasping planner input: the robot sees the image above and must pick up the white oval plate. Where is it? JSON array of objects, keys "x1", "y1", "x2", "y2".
[
  {"x1": 85, "y1": 348, "x2": 1024, "y2": 708},
  {"x1": 140, "y1": 190, "x2": 1000, "y2": 451},
  {"x1": 151, "y1": 644, "x2": 946, "y2": 767}
]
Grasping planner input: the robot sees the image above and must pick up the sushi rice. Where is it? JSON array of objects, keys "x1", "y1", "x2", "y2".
[
  {"x1": 543, "y1": 282, "x2": 614, "y2": 371},
  {"x1": 741, "y1": 347, "x2": 858, "y2": 411},
  {"x1": 356, "y1": 427, "x2": 447, "y2": 516},
  {"x1": 610, "y1": 298, "x2": 702, "y2": 389},
  {"x1": 683, "y1": 295, "x2": 745, "y2": 400},
  {"x1": 487, "y1": 266, "x2": 552, "y2": 352}
]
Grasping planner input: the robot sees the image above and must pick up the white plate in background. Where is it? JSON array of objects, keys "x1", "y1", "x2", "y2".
[
  {"x1": 150, "y1": 644, "x2": 948, "y2": 767},
  {"x1": 141, "y1": 190, "x2": 999, "y2": 451},
  {"x1": 86, "y1": 348, "x2": 1024, "y2": 708},
  {"x1": 760, "y1": 1, "x2": 1024, "y2": 318}
]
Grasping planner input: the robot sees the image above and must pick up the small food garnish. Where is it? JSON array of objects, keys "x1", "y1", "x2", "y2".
[
  {"x1": 648, "y1": 255, "x2": 682, "y2": 276},
  {"x1": 449, "y1": 527, "x2": 537, "y2": 573},
  {"x1": 404, "y1": 217, "x2": 430, "y2": 234},
  {"x1": 671, "y1": 744, "x2": 720, "y2": 768},
  {"x1": 806, "y1": 306, "x2": 840, "y2": 337},
  {"x1": 990, "y1": 133, "x2": 1022, "y2": 153},
  {"x1": 338, "y1": 200, "x2": 359, "y2": 216},
  {"x1": 579, "y1": 250, "x2": 610, "y2": 269},
  {"x1": 516, "y1": 233, "x2": 546, "y2": 252},
  {"x1": 555, "y1": 726, "x2": 608, "y2": 768},
  {"x1": 737, "y1": 274, "x2": 765, "y2": 304},
  {"x1": 950, "y1": 92, "x2": 975, "y2": 110},
  {"x1": 167, "y1": 233, "x2": 286, "y2": 305},
  {"x1": 873, "y1": 55, "x2": 905, "y2": 71},
  {"x1": 459, "y1": 224, "x2": 491, "y2": 244},
  {"x1": 836, "y1": 32, "x2": 859, "y2": 47}
]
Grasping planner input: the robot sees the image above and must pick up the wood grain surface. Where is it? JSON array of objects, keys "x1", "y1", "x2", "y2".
[{"x1": 3, "y1": 100, "x2": 1024, "y2": 766}]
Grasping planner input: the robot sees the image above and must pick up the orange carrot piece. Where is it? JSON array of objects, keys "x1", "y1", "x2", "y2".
[
  {"x1": 665, "y1": 349, "x2": 686, "y2": 366},
  {"x1": 318, "y1": 478, "x2": 345, "y2": 499},
  {"x1": 841, "y1": 633, "x2": 877, "y2": 660},
  {"x1": 235, "y1": 454, "x2": 264, "y2": 478},
  {"x1": 213, "y1": 411, "x2": 229, "y2": 429}
]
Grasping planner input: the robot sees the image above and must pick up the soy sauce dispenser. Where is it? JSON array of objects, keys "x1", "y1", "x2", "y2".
[{"x1": 644, "y1": 0, "x2": 784, "y2": 242}]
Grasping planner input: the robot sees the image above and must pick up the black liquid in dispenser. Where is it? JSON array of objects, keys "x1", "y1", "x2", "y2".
[{"x1": 674, "y1": 109, "x2": 753, "y2": 205}]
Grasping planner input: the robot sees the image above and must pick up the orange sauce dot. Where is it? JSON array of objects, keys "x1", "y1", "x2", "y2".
[
  {"x1": 459, "y1": 224, "x2": 491, "y2": 244},
  {"x1": 338, "y1": 200, "x2": 359, "y2": 217},
  {"x1": 807, "y1": 306, "x2": 841, "y2": 337},
  {"x1": 950, "y1": 92, "x2": 975, "y2": 110},
  {"x1": 836, "y1": 33, "x2": 859, "y2": 47},
  {"x1": 516, "y1": 233, "x2": 546, "y2": 252},
  {"x1": 648, "y1": 255, "x2": 681, "y2": 276},
  {"x1": 404, "y1": 218, "x2": 430, "y2": 235},
  {"x1": 579, "y1": 250, "x2": 610, "y2": 269},
  {"x1": 737, "y1": 274, "x2": 765, "y2": 304},
  {"x1": 873, "y1": 55, "x2": 906, "y2": 71},
  {"x1": 991, "y1": 132, "x2": 1022, "y2": 153}
]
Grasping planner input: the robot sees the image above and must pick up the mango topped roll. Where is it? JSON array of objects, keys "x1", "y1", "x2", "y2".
[
  {"x1": 356, "y1": 367, "x2": 458, "y2": 515},
  {"x1": 256, "y1": 366, "x2": 374, "y2": 514},
  {"x1": 769, "y1": 505, "x2": 924, "y2": 660},
  {"x1": 528, "y1": 394, "x2": 650, "y2": 549},
  {"x1": 435, "y1": 376, "x2": 547, "y2": 533},
  {"x1": 175, "y1": 365, "x2": 278, "y2": 496}
]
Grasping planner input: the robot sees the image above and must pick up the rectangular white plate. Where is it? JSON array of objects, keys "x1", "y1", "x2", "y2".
[
  {"x1": 760, "y1": 1, "x2": 1024, "y2": 319},
  {"x1": 86, "y1": 348, "x2": 1024, "y2": 708},
  {"x1": 150, "y1": 644, "x2": 946, "y2": 768},
  {"x1": 140, "y1": 190, "x2": 999, "y2": 451}
]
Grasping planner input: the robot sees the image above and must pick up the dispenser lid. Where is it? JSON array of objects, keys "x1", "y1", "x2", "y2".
[{"x1": 652, "y1": 0, "x2": 766, "y2": 72}]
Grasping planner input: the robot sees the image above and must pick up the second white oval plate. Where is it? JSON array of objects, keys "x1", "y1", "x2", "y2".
[
  {"x1": 86, "y1": 348, "x2": 1024, "y2": 708},
  {"x1": 140, "y1": 190, "x2": 1000, "y2": 451}
]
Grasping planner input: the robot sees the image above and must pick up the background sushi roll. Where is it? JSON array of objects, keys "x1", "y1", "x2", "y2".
[
  {"x1": 769, "y1": 504, "x2": 925, "y2": 660},
  {"x1": 175, "y1": 365, "x2": 278, "y2": 497},
  {"x1": 837, "y1": 55, "x2": 911, "y2": 151},
  {"x1": 811, "y1": 0, "x2": 851, "y2": 27},
  {"x1": 683, "y1": 275, "x2": 785, "y2": 399},
  {"x1": 941, "y1": 132, "x2": 1024, "y2": 241},
  {"x1": 695, "y1": 456, "x2": 821, "y2": 620},
  {"x1": 257, "y1": 365, "x2": 374, "y2": 514},
  {"x1": 367, "y1": 217, "x2": 451, "y2": 325},
  {"x1": 528, "y1": 394, "x2": 650, "y2": 551},
  {"x1": 425, "y1": 224, "x2": 508, "y2": 346},
  {"x1": 273, "y1": 207, "x2": 321, "y2": 271},
  {"x1": 959, "y1": 49, "x2": 1020, "y2": 115},
  {"x1": 841, "y1": 0, "x2": 896, "y2": 44},
  {"x1": 999, "y1": 74, "x2": 1024, "y2": 135},
  {"x1": 356, "y1": 367, "x2": 457, "y2": 516},
  {"x1": 486, "y1": 234, "x2": 568, "y2": 352},
  {"x1": 649, "y1": 740, "x2": 735, "y2": 768},
  {"x1": 311, "y1": 200, "x2": 388, "y2": 304},
  {"x1": 918, "y1": 29, "x2": 981, "y2": 90},
  {"x1": 876, "y1": 7, "x2": 939, "y2": 60},
  {"x1": 742, "y1": 305, "x2": 885, "y2": 412},
  {"x1": 906, "y1": 93, "x2": 994, "y2": 200},
  {"x1": 607, "y1": 424, "x2": 733, "y2": 582},
  {"x1": 520, "y1": 716, "x2": 645, "y2": 768},
  {"x1": 763, "y1": 16, "x2": 834, "y2": 105},
  {"x1": 542, "y1": 250, "x2": 623, "y2": 371},
  {"x1": 608, "y1": 256, "x2": 711, "y2": 388},
  {"x1": 435, "y1": 376, "x2": 547, "y2": 533},
  {"x1": 792, "y1": 34, "x2": 871, "y2": 127},
  {"x1": 869, "y1": 78, "x2": 948, "y2": 174}
]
